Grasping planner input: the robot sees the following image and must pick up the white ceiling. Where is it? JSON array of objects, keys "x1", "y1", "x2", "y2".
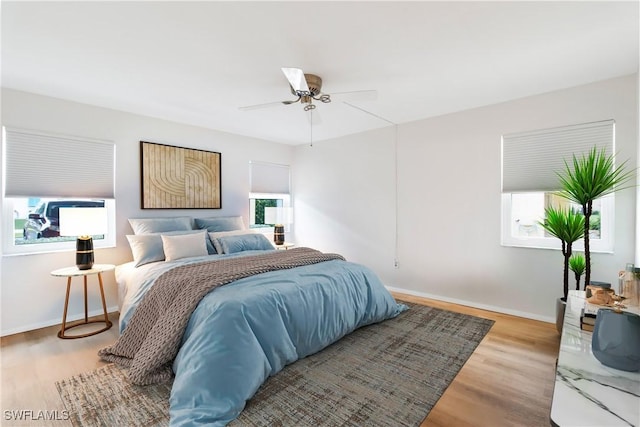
[{"x1": 2, "y1": 1, "x2": 638, "y2": 145}]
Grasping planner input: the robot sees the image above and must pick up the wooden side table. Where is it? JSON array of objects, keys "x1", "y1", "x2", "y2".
[{"x1": 51, "y1": 264, "x2": 115, "y2": 339}]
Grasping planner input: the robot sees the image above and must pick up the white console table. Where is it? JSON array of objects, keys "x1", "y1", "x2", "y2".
[{"x1": 550, "y1": 290, "x2": 640, "y2": 426}]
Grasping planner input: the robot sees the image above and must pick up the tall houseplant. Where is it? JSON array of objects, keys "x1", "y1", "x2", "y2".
[
  {"x1": 569, "y1": 253, "x2": 586, "y2": 291},
  {"x1": 538, "y1": 207, "x2": 585, "y2": 301},
  {"x1": 557, "y1": 147, "x2": 634, "y2": 288}
]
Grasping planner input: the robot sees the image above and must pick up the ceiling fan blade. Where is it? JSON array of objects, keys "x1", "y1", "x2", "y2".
[
  {"x1": 282, "y1": 68, "x2": 310, "y2": 96},
  {"x1": 329, "y1": 89, "x2": 377, "y2": 103},
  {"x1": 238, "y1": 99, "x2": 296, "y2": 111}
]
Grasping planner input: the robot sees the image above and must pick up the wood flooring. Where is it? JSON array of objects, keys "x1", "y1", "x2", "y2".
[
  {"x1": 0, "y1": 293, "x2": 559, "y2": 427},
  {"x1": 393, "y1": 294, "x2": 560, "y2": 427}
]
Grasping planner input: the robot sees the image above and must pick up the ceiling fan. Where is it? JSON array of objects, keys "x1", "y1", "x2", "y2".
[{"x1": 239, "y1": 68, "x2": 376, "y2": 112}]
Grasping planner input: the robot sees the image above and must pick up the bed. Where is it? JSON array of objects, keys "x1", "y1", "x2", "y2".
[{"x1": 101, "y1": 216, "x2": 406, "y2": 426}]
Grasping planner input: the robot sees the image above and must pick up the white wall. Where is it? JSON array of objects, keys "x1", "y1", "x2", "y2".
[
  {"x1": 0, "y1": 89, "x2": 294, "y2": 335},
  {"x1": 293, "y1": 127, "x2": 398, "y2": 284},
  {"x1": 294, "y1": 74, "x2": 638, "y2": 322}
]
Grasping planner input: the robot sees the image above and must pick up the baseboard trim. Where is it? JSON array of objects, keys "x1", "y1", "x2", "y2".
[
  {"x1": 2, "y1": 290, "x2": 554, "y2": 336},
  {"x1": 386, "y1": 285, "x2": 555, "y2": 324},
  {"x1": 1, "y1": 305, "x2": 119, "y2": 337}
]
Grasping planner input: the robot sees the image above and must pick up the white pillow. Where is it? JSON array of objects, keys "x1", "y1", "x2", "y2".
[
  {"x1": 208, "y1": 229, "x2": 258, "y2": 254},
  {"x1": 161, "y1": 231, "x2": 208, "y2": 262},
  {"x1": 126, "y1": 234, "x2": 165, "y2": 267},
  {"x1": 126, "y1": 230, "x2": 215, "y2": 267}
]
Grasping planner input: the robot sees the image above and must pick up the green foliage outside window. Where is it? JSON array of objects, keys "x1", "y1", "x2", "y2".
[
  {"x1": 255, "y1": 199, "x2": 279, "y2": 225},
  {"x1": 589, "y1": 212, "x2": 601, "y2": 231}
]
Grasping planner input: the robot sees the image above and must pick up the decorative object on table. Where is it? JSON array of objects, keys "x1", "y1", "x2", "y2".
[
  {"x1": 586, "y1": 288, "x2": 616, "y2": 306},
  {"x1": 569, "y1": 253, "x2": 586, "y2": 290},
  {"x1": 537, "y1": 206, "x2": 585, "y2": 333},
  {"x1": 592, "y1": 308, "x2": 640, "y2": 372},
  {"x1": 264, "y1": 207, "x2": 293, "y2": 246},
  {"x1": 556, "y1": 146, "x2": 635, "y2": 289},
  {"x1": 620, "y1": 263, "x2": 640, "y2": 307},
  {"x1": 586, "y1": 281, "x2": 615, "y2": 306},
  {"x1": 586, "y1": 280, "x2": 611, "y2": 294},
  {"x1": 59, "y1": 207, "x2": 108, "y2": 270},
  {"x1": 584, "y1": 281, "x2": 630, "y2": 308},
  {"x1": 140, "y1": 141, "x2": 221, "y2": 209},
  {"x1": 580, "y1": 308, "x2": 597, "y2": 332}
]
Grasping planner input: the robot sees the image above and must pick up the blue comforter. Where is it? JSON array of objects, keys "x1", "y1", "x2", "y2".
[{"x1": 120, "y1": 251, "x2": 405, "y2": 426}]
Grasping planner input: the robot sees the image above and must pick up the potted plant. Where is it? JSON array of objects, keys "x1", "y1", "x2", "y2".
[
  {"x1": 569, "y1": 253, "x2": 586, "y2": 291},
  {"x1": 557, "y1": 147, "x2": 635, "y2": 288},
  {"x1": 538, "y1": 206, "x2": 585, "y2": 333}
]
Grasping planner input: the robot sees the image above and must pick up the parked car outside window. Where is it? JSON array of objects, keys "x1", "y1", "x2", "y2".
[{"x1": 23, "y1": 200, "x2": 105, "y2": 240}]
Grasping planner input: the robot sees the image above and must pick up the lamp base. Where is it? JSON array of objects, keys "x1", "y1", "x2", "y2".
[
  {"x1": 76, "y1": 236, "x2": 94, "y2": 270},
  {"x1": 274, "y1": 225, "x2": 285, "y2": 246}
]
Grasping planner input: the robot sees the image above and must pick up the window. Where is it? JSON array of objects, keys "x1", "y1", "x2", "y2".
[
  {"x1": 3, "y1": 197, "x2": 116, "y2": 254},
  {"x1": 501, "y1": 120, "x2": 615, "y2": 253},
  {"x1": 501, "y1": 193, "x2": 613, "y2": 252},
  {"x1": 249, "y1": 161, "x2": 291, "y2": 231},
  {"x1": 2, "y1": 127, "x2": 116, "y2": 255},
  {"x1": 249, "y1": 194, "x2": 291, "y2": 229}
]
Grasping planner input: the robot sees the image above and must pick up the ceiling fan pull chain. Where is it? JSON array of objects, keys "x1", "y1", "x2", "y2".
[{"x1": 309, "y1": 109, "x2": 313, "y2": 147}]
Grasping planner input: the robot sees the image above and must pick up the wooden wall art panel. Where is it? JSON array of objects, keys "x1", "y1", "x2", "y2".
[{"x1": 140, "y1": 141, "x2": 221, "y2": 209}]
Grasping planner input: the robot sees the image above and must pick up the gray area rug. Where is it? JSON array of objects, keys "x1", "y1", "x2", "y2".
[{"x1": 56, "y1": 302, "x2": 494, "y2": 426}]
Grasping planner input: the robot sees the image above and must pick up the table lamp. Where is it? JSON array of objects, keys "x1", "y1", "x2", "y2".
[
  {"x1": 264, "y1": 207, "x2": 292, "y2": 246},
  {"x1": 59, "y1": 207, "x2": 108, "y2": 270}
]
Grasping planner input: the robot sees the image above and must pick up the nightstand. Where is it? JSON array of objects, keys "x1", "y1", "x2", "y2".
[
  {"x1": 51, "y1": 264, "x2": 115, "y2": 339},
  {"x1": 274, "y1": 242, "x2": 295, "y2": 250}
]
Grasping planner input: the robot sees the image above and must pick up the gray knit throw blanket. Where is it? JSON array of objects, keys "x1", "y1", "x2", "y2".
[{"x1": 98, "y1": 247, "x2": 345, "y2": 385}]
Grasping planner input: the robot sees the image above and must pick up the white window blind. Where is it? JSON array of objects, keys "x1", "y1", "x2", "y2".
[
  {"x1": 501, "y1": 120, "x2": 614, "y2": 193},
  {"x1": 3, "y1": 127, "x2": 115, "y2": 198},
  {"x1": 249, "y1": 161, "x2": 290, "y2": 194}
]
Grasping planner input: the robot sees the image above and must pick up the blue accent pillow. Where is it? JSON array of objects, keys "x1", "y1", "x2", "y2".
[
  {"x1": 194, "y1": 216, "x2": 245, "y2": 232},
  {"x1": 217, "y1": 233, "x2": 274, "y2": 254},
  {"x1": 128, "y1": 217, "x2": 193, "y2": 234}
]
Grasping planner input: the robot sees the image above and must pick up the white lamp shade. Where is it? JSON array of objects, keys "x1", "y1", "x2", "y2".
[
  {"x1": 59, "y1": 207, "x2": 108, "y2": 237},
  {"x1": 264, "y1": 207, "x2": 293, "y2": 225}
]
